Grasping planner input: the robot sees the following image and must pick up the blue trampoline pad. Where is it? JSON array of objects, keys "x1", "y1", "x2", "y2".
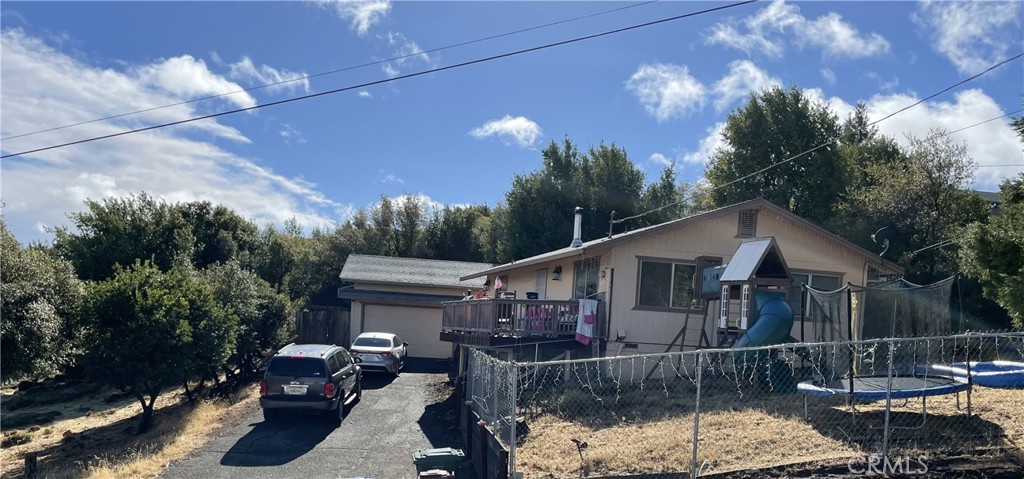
[
  {"x1": 798, "y1": 376, "x2": 969, "y2": 401},
  {"x1": 924, "y1": 361, "x2": 1024, "y2": 389}
]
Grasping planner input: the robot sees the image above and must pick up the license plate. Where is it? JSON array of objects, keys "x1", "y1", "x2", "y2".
[
  {"x1": 283, "y1": 385, "x2": 307, "y2": 395},
  {"x1": 362, "y1": 354, "x2": 379, "y2": 361}
]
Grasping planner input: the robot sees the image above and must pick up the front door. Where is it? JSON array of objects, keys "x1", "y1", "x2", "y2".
[{"x1": 535, "y1": 269, "x2": 548, "y2": 299}]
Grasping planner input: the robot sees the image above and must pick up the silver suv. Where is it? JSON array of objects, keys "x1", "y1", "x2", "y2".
[{"x1": 259, "y1": 343, "x2": 362, "y2": 425}]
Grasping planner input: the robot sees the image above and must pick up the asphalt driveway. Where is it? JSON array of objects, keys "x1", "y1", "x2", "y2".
[{"x1": 162, "y1": 359, "x2": 473, "y2": 479}]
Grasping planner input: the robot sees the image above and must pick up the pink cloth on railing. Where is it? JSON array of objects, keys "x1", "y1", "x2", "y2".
[{"x1": 576, "y1": 299, "x2": 597, "y2": 345}]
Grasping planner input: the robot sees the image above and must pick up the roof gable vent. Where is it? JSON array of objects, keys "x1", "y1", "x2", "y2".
[{"x1": 737, "y1": 209, "x2": 758, "y2": 238}]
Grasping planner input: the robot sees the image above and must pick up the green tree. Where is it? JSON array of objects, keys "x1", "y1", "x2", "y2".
[
  {"x1": 53, "y1": 193, "x2": 193, "y2": 281},
  {"x1": 848, "y1": 130, "x2": 988, "y2": 280},
  {"x1": 424, "y1": 205, "x2": 492, "y2": 262},
  {"x1": 81, "y1": 261, "x2": 231, "y2": 432},
  {"x1": 395, "y1": 195, "x2": 426, "y2": 258},
  {"x1": 178, "y1": 201, "x2": 259, "y2": 269},
  {"x1": 705, "y1": 86, "x2": 845, "y2": 226},
  {"x1": 1, "y1": 218, "x2": 86, "y2": 381},
  {"x1": 959, "y1": 175, "x2": 1024, "y2": 329},
  {"x1": 501, "y1": 139, "x2": 655, "y2": 260},
  {"x1": 204, "y1": 261, "x2": 289, "y2": 377}
]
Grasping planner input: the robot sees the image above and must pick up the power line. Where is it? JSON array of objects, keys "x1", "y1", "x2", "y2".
[
  {"x1": 1, "y1": 0, "x2": 756, "y2": 159},
  {"x1": 1, "y1": 0, "x2": 660, "y2": 142},
  {"x1": 612, "y1": 55, "x2": 1024, "y2": 227}
]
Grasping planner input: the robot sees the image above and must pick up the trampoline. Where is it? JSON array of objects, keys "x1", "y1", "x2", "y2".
[
  {"x1": 922, "y1": 361, "x2": 1024, "y2": 389},
  {"x1": 798, "y1": 376, "x2": 969, "y2": 400},
  {"x1": 798, "y1": 376, "x2": 970, "y2": 427}
]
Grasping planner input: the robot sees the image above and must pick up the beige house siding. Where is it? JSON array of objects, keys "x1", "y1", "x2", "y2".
[{"x1": 477, "y1": 204, "x2": 899, "y2": 357}]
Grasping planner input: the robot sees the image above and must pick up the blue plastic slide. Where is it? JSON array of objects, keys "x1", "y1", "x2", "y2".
[
  {"x1": 732, "y1": 292, "x2": 794, "y2": 372},
  {"x1": 735, "y1": 292, "x2": 795, "y2": 348}
]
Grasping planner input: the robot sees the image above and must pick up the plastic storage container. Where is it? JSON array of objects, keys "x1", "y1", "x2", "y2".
[{"x1": 413, "y1": 448, "x2": 465, "y2": 475}]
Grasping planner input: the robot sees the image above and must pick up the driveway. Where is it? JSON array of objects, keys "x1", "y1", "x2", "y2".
[{"x1": 162, "y1": 359, "x2": 473, "y2": 479}]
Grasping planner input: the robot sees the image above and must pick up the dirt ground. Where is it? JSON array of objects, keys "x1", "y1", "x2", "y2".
[{"x1": 0, "y1": 377, "x2": 260, "y2": 479}]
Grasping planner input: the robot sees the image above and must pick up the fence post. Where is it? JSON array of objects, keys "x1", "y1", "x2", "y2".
[
  {"x1": 509, "y1": 362, "x2": 518, "y2": 478},
  {"x1": 690, "y1": 352, "x2": 703, "y2": 479},
  {"x1": 882, "y1": 339, "x2": 895, "y2": 460}
]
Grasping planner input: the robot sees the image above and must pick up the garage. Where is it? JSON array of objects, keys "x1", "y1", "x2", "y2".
[{"x1": 362, "y1": 304, "x2": 452, "y2": 359}]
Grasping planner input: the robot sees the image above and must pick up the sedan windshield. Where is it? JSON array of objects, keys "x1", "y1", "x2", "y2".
[{"x1": 353, "y1": 337, "x2": 392, "y2": 348}]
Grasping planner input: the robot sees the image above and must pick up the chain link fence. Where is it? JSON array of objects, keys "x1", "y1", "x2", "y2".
[{"x1": 466, "y1": 331, "x2": 1024, "y2": 478}]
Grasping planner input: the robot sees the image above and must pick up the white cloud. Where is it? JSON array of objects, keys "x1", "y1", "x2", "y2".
[
  {"x1": 0, "y1": 29, "x2": 340, "y2": 242},
  {"x1": 706, "y1": 0, "x2": 890, "y2": 59},
  {"x1": 278, "y1": 123, "x2": 307, "y2": 144},
  {"x1": 469, "y1": 115, "x2": 543, "y2": 149},
  {"x1": 914, "y1": 1, "x2": 1023, "y2": 75},
  {"x1": 321, "y1": 0, "x2": 391, "y2": 36},
  {"x1": 227, "y1": 56, "x2": 310, "y2": 94},
  {"x1": 821, "y1": 67, "x2": 836, "y2": 85},
  {"x1": 648, "y1": 152, "x2": 672, "y2": 168},
  {"x1": 375, "y1": 170, "x2": 404, "y2": 185},
  {"x1": 711, "y1": 60, "x2": 782, "y2": 112},
  {"x1": 625, "y1": 63, "x2": 706, "y2": 122},
  {"x1": 682, "y1": 122, "x2": 727, "y2": 166},
  {"x1": 379, "y1": 31, "x2": 435, "y2": 78},
  {"x1": 801, "y1": 12, "x2": 890, "y2": 58},
  {"x1": 131, "y1": 54, "x2": 256, "y2": 110},
  {"x1": 358, "y1": 90, "x2": 373, "y2": 98},
  {"x1": 862, "y1": 89, "x2": 1023, "y2": 189}
]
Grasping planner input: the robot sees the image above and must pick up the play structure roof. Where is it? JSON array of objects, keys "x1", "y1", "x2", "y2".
[{"x1": 720, "y1": 237, "x2": 791, "y2": 283}]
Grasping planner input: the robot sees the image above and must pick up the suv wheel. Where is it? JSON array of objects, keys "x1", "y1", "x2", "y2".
[{"x1": 329, "y1": 392, "x2": 345, "y2": 426}]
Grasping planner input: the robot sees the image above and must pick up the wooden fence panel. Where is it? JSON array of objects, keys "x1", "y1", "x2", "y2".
[{"x1": 296, "y1": 307, "x2": 350, "y2": 346}]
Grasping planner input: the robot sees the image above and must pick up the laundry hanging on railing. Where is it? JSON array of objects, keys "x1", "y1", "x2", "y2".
[{"x1": 576, "y1": 299, "x2": 598, "y2": 345}]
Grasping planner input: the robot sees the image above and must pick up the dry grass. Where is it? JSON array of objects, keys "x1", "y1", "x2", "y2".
[
  {"x1": 515, "y1": 380, "x2": 1024, "y2": 478},
  {"x1": 1, "y1": 381, "x2": 259, "y2": 479}
]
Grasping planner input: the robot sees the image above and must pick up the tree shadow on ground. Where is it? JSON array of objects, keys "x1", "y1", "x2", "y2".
[
  {"x1": 220, "y1": 410, "x2": 339, "y2": 467},
  {"x1": 1, "y1": 400, "x2": 197, "y2": 479}
]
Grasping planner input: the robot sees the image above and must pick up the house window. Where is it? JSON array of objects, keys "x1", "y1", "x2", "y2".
[
  {"x1": 737, "y1": 209, "x2": 758, "y2": 237},
  {"x1": 637, "y1": 259, "x2": 700, "y2": 310},
  {"x1": 788, "y1": 272, "x2": 842, "y2": 316},
  {"x1": 573, "y1": 257, "x2": 600, "y2": 299}
]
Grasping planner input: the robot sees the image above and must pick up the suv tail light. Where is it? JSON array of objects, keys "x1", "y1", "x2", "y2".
[
  {"x1": 324, "y1": 382, "x2": 335, "y2": 398},
  {"x1": 259, "y1": 380, "x2": 267, "y2": 396}
]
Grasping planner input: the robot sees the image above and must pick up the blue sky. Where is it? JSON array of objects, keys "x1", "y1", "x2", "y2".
[{"x1": 2, "y1": 1, "x2": 1022, "y2": 243}]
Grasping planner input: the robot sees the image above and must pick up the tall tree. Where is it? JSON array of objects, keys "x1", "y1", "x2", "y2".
[
  {"x1": 395, "y1": 194, "x2": 426, "y2": 258},
  {"x1": 424, "y1": 205, "x2": 491, "y2": 262},
  {"x1": 847, "y1": 130, "x2": 988, "y2": 280},
  {"x1": 53, "y1": 193, "x2": 193, "y2": 280},
  {"x1": 959, "y1": 176, "x2": 1024, "y2": 329},
  {"x1": 705, "y1": 86, "x2": 845, "y2": 226},
  {"x1": 501, "y1": 139, "x2": 653, "y2": 260},
  {"x1": 82, "y1": 261, "x2": 231, "y2": 432},
  {"x1": 1, "y1": 218, "x2": 86, "y2": 381}
]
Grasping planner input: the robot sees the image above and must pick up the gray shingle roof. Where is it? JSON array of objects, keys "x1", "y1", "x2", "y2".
[{"x1": 339, "y1": 255, "x2": 492, "y2": 289}]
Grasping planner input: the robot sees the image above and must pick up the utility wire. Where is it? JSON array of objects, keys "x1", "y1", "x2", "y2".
[
  {"x1": 1, "y1": 0, "x2": 660, "y2": 142},
  {"x1": 611, "y1": 54, "x2": 1024, "y2": 227}
]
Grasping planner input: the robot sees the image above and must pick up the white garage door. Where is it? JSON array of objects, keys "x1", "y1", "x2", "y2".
[{"x1": 362, "y1": 304, "x2": 451, "y2": 359}]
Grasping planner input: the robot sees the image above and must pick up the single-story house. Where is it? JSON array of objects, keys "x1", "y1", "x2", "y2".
[
  {"x1": 338, "y1": 255, "x2": 493, "y2": 359},
  {"x1": 440, "y1": 198, "x2": 904, "y2": 358}
]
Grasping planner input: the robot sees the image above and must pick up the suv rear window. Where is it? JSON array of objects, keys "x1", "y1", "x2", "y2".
[
  {"x1": 267, "y1": 357, "x2": 328, "y2": 377},
  {"x1": 353, "y1": 337, "x2": 391, "y2": 348}
]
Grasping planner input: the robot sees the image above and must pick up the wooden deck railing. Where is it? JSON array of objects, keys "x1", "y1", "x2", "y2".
[{"x1": 441, "y1": 298, "x2": 604, "y2": 339}]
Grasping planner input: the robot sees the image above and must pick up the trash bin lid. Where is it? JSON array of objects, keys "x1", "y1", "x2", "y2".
[{"x1": 413, "y1": 447, "x2": 465, "y2": 460}]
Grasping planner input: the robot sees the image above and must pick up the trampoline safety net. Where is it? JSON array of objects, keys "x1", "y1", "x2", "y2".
[{"x1": 806, "y1": 276, "x2": 956, "y2": 343}]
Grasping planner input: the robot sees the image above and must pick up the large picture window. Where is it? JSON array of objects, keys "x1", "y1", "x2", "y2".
[
  {"x1": 573, "y1": 257, "x2": 600, "y2": 299},
  {"x1": 637, "y1": 259, "x2": 699, "y2": 309}
]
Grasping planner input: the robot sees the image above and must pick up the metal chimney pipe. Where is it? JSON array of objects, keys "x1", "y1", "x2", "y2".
[{"x1": 570, "y1": 207, "x2": 583, "y2": 248}]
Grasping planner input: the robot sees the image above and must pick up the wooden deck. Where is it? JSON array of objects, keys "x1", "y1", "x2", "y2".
[{"x1": 440, "y1": 298, "x2": 605, "y2": 347}]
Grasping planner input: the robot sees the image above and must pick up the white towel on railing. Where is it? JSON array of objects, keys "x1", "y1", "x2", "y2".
[{"x1": 576, "y1": 299, "x2": 598, "y2": 345}]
